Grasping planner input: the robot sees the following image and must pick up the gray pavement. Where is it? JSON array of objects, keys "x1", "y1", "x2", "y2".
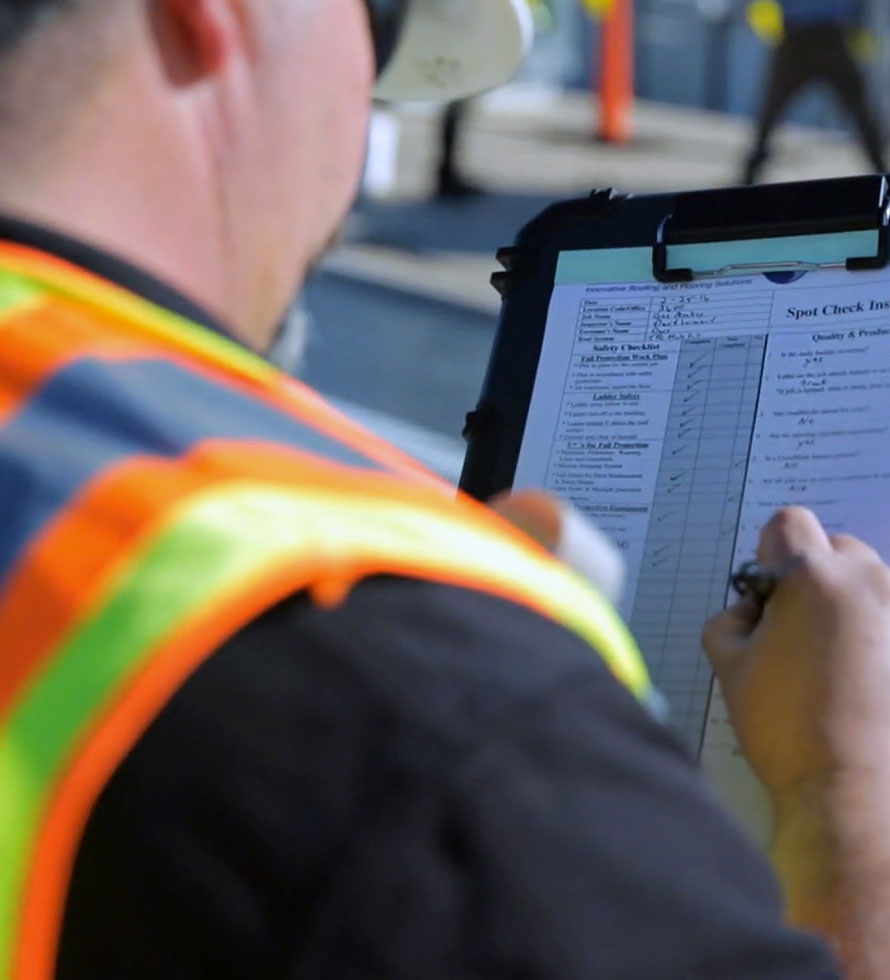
[
  {"x1": 300, "y1": 271, "x2": 493, "y2": 439},
  {"x1": 336, "y1": 89, "x2": 881, "y2": 304}
]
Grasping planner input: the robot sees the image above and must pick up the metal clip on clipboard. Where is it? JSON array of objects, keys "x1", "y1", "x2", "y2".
[{"x1": 652, "y1": 174, "x2": 890, "y2": 282}]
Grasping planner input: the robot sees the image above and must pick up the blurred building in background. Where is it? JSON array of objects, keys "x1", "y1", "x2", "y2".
[{"x1": 520, "y1": 0, "x2": 890, "y2": 137}]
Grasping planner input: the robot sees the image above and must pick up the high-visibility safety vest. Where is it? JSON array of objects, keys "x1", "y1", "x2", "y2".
[
  {"x1": 0, "y1": 242, "x2": 653, "y2": 980},
  {"x1": 580, "y1": 0, "x2": 615, "y2": 20}
]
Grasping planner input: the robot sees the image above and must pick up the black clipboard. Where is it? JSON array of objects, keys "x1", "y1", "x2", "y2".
[{"x1": 459, "y1": 174, "x2": 890, "y2": 501}]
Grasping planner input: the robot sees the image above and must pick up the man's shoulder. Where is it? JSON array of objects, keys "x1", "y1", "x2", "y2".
[
  {"x1": 210, "y1": 576, "x2": 640, "y2": 760},
  {"x1": 60, "y1": 576, "x2": 649, "y2": 977}
]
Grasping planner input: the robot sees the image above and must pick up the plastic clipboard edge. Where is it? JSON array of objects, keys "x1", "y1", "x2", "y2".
[
  {"x1": 490, "y1": 189, "x2": 629, "y2": 297},
  {"x1": 461, "y1": 189, "x2": 628, "y2": 501},
  {"x1": 653, "y1": 174, "x2": 890, "y2": 282}
]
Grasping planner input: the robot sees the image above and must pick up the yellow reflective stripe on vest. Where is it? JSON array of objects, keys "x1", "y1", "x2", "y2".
[
  {"x1": 0, "y1": 268, "x2": 44, "y2": 322},
  {"x1": 0, "y1": 244, "x2": 308, "y2": 401}
]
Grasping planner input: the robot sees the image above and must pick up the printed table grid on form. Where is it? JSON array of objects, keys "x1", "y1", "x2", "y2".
[{"x1": 514, "y1": 265, "x2": 890, "y2": 754}]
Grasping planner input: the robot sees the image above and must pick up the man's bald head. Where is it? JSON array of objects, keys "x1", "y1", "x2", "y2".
[
  {"x1": 0, "y1": 0, "x2": 376, "y2": 349},
  {"x1": 0, "y1": 0, "x2": 127, "y2": 142}
]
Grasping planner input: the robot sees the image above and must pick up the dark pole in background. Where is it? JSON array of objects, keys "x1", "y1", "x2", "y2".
[{"x1": 871, "y1": 0, "x2": 890, "y2": 148}]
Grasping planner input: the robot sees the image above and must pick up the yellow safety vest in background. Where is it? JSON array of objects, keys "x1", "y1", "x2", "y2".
[
  {"x1": 746, "y1": 0, "x2": 879, "y2": 58},
  {"x1": 580, "y1": 0, "x2": 616, "y2": 20}
]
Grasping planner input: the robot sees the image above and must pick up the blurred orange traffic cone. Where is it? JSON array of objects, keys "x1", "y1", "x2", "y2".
[{"x1": 598, "y1": 0, "x2": 634, "y2": 142}]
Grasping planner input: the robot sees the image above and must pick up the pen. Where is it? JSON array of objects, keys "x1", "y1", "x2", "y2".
[{"x1": 730, "y1": 561, "x2": 778, "y2": 605}]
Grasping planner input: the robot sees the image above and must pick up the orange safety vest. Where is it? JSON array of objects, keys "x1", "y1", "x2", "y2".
[{"x1": 0, "y1": 242, "x2": 652, "y2": 980}]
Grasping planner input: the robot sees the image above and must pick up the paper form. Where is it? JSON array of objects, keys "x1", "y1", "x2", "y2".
[{"x1": 514, "y1": 258, "x2": 890, "y2": 840}]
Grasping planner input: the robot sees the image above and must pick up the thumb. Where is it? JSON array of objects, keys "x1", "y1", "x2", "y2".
[
  {"x1": 490, "y1": 490, "x2": 625, "y2": 604},
  {"x1": 489, "y1": 490, "x2": 562, "y2": 551},
  {"x1": 701, "y1": 596, "x2": 760, "y2": 679}
]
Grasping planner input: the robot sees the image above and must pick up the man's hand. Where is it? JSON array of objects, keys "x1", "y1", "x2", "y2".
[
  {"x1": 702, "y1": 507, "x2": 890, "y2": 975},
  {"x1": 703, "y1": 506, "x2": 890, "y2": 795}
]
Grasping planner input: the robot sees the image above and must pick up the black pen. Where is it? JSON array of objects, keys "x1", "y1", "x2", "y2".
[{"x1": 731, "y1": 561, "x2": 778, "y2": 605}]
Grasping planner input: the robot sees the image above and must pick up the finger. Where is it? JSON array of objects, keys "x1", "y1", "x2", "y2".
[
  {"x1": 701, "y1": 597, "x2": 760, "y2": 674},
  {"x1": 490, "y1": 491, "x2": 626, "y2": 603},
  {"x1": 556, "y1": 505, "x2": 625, "y2": 604},
  {"x1": 757, "y1": 507, "x2": 832, "y2": 569},
  {"x1": 830, "y1": 532, "x2": 880, "y2": 561},
  {"x1": 489, "y1": 490, "x2": 561, "y2": 551}
]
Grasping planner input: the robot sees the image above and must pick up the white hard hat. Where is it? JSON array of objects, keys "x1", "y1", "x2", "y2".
[{"x1": 374, "y1": 0, "x2": 534, "y2": 103}]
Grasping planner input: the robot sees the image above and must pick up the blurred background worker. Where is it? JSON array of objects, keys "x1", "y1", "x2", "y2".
[
  {"x1": 1, "y1": 1, "x2": 890, "y2": 979},
  {"x1": 433, "y1": 0, "x2": 556, "y2": 198},
  {"x1": 741, "y1": 0, "x2": 886, "y2": 182},
  {"x1": 434, "y1": 101, "x2": 479, "y2": 197}
]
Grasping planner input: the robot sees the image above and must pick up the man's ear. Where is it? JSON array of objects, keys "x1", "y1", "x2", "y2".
[{"x1": 152, "y1": 0, "x2": 246, "y2": 84}]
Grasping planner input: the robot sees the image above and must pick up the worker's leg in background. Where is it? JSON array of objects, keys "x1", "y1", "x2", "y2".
[
  {"x1": 741, "y1": 30, "x2": 813, "y2": 184},
  {"x1": 821, "y1": 25, "x2": 886, "y2": 173},
  {"x1": 436, "y1": 101, "x2": 481, "y2": 198}
]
